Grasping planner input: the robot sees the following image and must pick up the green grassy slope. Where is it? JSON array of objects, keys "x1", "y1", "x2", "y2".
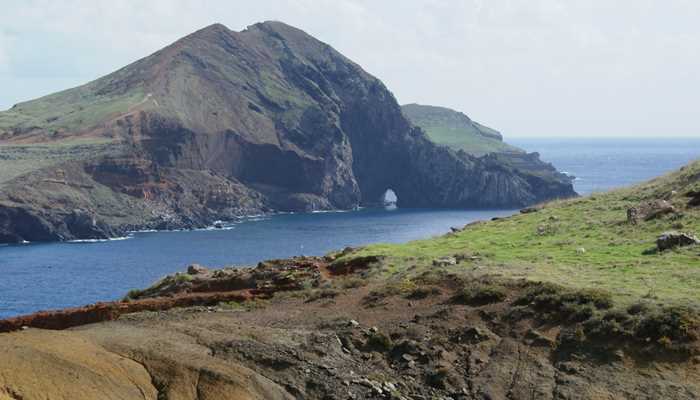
[
  {"x1": 346, "y1": 160, "x2": 700, "y2": 307},
  {"x1": 401, "y1": 103, "x2": 523, "y2": 156},
  {"x1": 0, "y1": 84, "x2": 146, "y2": 135},
  {"x1": 0, "y1": 138, "x2": 118, "y2": 185}
]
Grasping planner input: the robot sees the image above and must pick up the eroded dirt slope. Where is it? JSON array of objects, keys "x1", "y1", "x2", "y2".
[{"x1": 1, "y1": 256, "x2": 698, "y2": 400}]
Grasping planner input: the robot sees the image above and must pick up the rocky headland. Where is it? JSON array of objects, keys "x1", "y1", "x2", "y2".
[{"x1": 0, "y1": 21, "x2": 574, "y2": 244}]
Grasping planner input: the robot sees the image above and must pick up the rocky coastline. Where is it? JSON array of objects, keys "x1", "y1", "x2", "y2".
[{"x1": 0, "y1": 22, "x2": 575, "y2": 245}]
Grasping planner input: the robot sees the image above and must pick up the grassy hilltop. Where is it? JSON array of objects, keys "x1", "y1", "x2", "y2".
[
  {"x1": 347, "y1": 160, "x2": 700, "y2": 308},
  {"x1": 402, "y1": 103, "x2": 523, "y2": 156}
]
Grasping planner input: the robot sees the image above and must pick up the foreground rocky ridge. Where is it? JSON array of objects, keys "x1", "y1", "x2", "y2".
[
  {"x1": 0, "y1": 21, "x2": 574, "y2": 244},
  {"x1": 1, "y1": 253, "x2": 699, "y2": 400}
]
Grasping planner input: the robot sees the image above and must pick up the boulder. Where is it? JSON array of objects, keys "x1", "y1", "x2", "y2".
[
  {"x1": 525, "y1": 329, "x2": 555, "y2": 348},
  {"x1": 627, "y1": 207, "x2": 640, "y2": 225},
  {"x1": 687, "y1": 190, "x2": 700, "y2": 207},
  {"x1": 187, "y1": 264, "x2": 209, "y2": 275},
  {"x1": 628, "y1": 200, "x2": 676, "y2": 224},
  {"x1": 656, "y1": 231, "x2": 699, "y2": 251},
  {"x1": 432, "y1": 257, "x2": 457, "y2": 267}
]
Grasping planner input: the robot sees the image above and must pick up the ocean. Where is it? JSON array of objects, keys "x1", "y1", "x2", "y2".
[{"x1": 1, "y1": 137, "x2": 698, "y2": 317}]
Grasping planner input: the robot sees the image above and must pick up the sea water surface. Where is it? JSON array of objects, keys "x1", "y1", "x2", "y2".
[{"x1": 1, "y1": 137, "x2": 699, "y2": 317}]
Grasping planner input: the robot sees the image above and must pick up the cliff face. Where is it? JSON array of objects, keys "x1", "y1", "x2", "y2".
[{"x1": 0, "y1": 21, "x2": 576, "y2": 243}]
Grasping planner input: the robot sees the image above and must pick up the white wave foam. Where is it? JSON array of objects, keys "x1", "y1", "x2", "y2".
[{"x1": 68, "y1": 236, "x2": 133, "y2": 243}]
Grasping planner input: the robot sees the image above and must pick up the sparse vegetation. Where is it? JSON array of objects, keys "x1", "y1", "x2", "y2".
[
  {"x1": 405, "y1": 286, "x2": 441, "y2": 300},
  {"x1": 365, "y1": 332, "x2": 393, "y2": 352},
  {"x1": 305, "y1": 288, "x2": 339, "y2": 302},
  {"x1": 343, "y1": 160, "x2": 700, "y2": 308},
  {"x1": 0, "y1": 138, "x2": 119, "y2": 184},
  {"x1": 454, "y1": 281, "x2": 508, "y2": 305}
]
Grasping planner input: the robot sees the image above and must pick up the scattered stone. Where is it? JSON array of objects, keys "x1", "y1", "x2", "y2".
[
  {"x1": 525, "y1": 329, "x2": 554, "y2": 347},
  {"x1": 656, "y1": 231, "x2": 699, "y2": 251},
  {"x1": 612, "y1": 349, "x2": 625, "y2": 362},
  {"x1": 348, "y1": 320, "x2": 360, "y2": 327},
  {"x1": 432, "y1": 257, "x2": 457, "y2": 267},
  {"x1": 520, "y1": 206, "x2": 541, "y2": 214},
  {"x1": 452, "y1": 326, "x2": 491, "y2": 344},
  {"x1": 455, "y1": 253, "x2": 480, "y2": 262},
  {"x1": 628, "y1": 199, "x2": 677, "y2": 224},
  {"x1": 576, "y1": 247, "x2": 586, "y2": 254},
  {"x1": 556, "y1": 361, "x2": 582, "y2": 375},
  {"x1": 627, "y1": 207, "x2": 639, "y2": 225},
  {"x1": 449, "y1": 226, "x2": 463, "y2": 233},
  {"x1": 187, "y1": 264, "x2": 209, "y2": 275}
]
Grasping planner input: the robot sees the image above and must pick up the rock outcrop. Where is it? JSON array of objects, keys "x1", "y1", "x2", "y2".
[
  {"x1": 657, "y1": 231, "x2": 699, "y2": 251},
  {"x1": 0, "y1": 21, "x2": 575, "y2": 243}
]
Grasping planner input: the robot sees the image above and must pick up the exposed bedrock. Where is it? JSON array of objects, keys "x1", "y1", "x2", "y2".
[{"x1": 0, "y1": 21, "x2": 575, "y2": 243}]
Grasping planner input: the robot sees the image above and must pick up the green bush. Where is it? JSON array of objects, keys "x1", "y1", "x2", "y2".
[{"x1": 174, "y1": 273, "x2": 194, "y2": 283}]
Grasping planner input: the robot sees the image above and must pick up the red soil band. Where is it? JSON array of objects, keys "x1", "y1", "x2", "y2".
[{"x1": 0, "y1": 291, "x2": 253, "y2": 333}]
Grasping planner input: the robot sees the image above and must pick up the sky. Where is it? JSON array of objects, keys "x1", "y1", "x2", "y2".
[{"x1": 1, "y1": 0, "x2": 699, "y2": 137}]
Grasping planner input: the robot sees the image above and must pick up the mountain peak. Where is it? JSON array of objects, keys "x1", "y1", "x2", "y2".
[
  {"x1": 181, "y1": 22, "x2": 232, "y2": 43},
  {"x1": 195, "y1": 22, "x2": 230, "y2": 34}
]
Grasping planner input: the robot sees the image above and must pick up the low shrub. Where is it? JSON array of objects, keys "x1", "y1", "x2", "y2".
[
  {"x1": 340, "y1": 277, "x2": 366, "y2": 289},
  {"x1": 454, "y1": 281, "x2": 508, "y2": 305},
  {"x1": 515, "y1": 282, "x2": 613, "y2": 322},
  {"x1": 174, "y1": 273, "x2": 194, "y2": 283},
  {"x1": 405, "y1": 286, "x2": 441, "y2": 300},
  {"x1": 305, "y1": 289, "x2": 339, "y2": 303},
  {"x1": 365, "y1": 332, "x2": 393, "y2": 352},
  {"x1": 123, "y1": 289, "x2": 143, "y2": 301},
  {"x1": 636, "y1": 306, "x2": 699, "y2": 343},
  {"x1": 426, "y1": 367, "x2": 450, "y2": 389}
]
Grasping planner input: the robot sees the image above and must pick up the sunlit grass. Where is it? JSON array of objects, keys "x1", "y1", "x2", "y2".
[{"x1": 346, "y1": 161, "x2": 700, "y2": 307}]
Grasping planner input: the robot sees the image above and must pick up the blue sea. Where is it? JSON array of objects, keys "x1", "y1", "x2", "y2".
[{"x1": 1, "y1": 138, "x2": 699, "y2": 318}]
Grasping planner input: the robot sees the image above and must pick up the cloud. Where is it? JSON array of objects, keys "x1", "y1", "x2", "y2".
[{"x1": 1, "y1": 0, "x2": 699, "y2": 136}]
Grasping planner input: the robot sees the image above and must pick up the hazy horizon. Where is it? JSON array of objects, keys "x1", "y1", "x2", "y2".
[{"x1": 1, "y1": 1, "x2": 699, "y2": 138}]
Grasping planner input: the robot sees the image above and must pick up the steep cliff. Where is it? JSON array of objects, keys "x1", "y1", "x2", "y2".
[{"x1": 0, "y1": 22, "x2": 575, "y2": 243}]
